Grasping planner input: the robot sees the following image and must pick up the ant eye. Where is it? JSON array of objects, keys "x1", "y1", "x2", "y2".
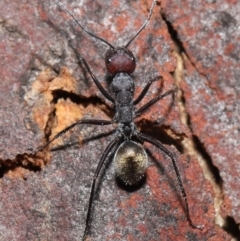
[{"x1": 105, "y1": 47, "x2": 136, "y2": 74}]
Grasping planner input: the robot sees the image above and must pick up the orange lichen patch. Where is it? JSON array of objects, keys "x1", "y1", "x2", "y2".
[
  {"x1": 31, "y1": 66, "x2": 77, "y2": 102},
  {"x1": 32, "y1": 104, "x2": 54, "y2": 131},
  {"x1": 50, "y1": 99, "x2": 85, "y2": 146},
  {"x1": 7, "y1": 167, "x2": 30, "y2": 179},
  {"x1": 48, "y1": 67, "x2": 77, "y2": 93},
  {"x1": 26, "y1": 64, "x2": 111, "y2": 151},
  {"x1": 25, "y1": 67, "x2": 78, "y2": 131},
  {"x1": 31, "y1": 68, "x2": 56, "y2": 94},
  {"x1": 4, "y1": 151, "x2": 50, "y2": 179}
]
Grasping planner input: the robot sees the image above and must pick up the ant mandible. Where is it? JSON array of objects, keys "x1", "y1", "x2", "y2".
[{"x1": 37, "y1": 0, "x2": 203, "y2": 239}]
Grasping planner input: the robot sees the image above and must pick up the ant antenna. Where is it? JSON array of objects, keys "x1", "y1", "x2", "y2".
[
  {"x1": 55, "y1": 0, "x2": 156, "y2": 51},
  {"x1": 54, "y1": 0, "x2": 115, "y2": 49},
  {"x1": 125, "y1": 0, "x2": 157, "y2": 48}
]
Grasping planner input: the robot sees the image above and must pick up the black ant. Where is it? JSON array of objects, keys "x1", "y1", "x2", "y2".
[{"x1": 37, "y1": 0, "x2": 203, "y2": 239}]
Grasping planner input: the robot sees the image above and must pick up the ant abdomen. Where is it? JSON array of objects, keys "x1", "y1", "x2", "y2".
[
  {"x1": 114, "y1": 141, "x2": 147, "y2": 185},
  {"x1": 105, "y1": 47, "x2": 136, "y2": 74}
]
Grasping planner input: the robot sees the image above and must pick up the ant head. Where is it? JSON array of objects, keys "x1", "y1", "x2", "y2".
[
  {"x1": 105, "y1": 47, "x2": 136, "y2": 75},
  {"x1": 57, "y1": 0, "x2": 156, "y2": 75}
]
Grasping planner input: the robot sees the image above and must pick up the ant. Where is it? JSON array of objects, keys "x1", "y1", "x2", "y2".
[{"x1": 37, "y1": 0, "x2": 203, "y2": 239}]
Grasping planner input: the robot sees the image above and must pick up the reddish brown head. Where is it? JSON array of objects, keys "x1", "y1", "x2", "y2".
[{"x1": 105, "y1": 47, "x2": 136, "y2": 75}]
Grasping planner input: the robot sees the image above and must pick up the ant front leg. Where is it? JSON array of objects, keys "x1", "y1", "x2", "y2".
[
  {"x1": 68, "y1": 42, "x2": 115, "y2": 103},
  {"x1": 34, "y1": 119, "x2": 113, "y2": 152}
]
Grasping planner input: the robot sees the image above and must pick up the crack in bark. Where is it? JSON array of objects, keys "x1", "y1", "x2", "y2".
[
  {"x1": 0, "y1": 69, "x2": 112, "y2": 179},
  {"x1": 0, "y1": 153, "x2": 46, "y2": 179},
  {"x1": 161, "y1": 12, "x2": 240, "y2": 239}
]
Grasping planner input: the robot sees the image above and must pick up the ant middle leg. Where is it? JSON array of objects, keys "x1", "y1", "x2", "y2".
[
  {"x1": 36, "y1": 119, "x2": 113, "y2": 152},
  {"x1": 82, "y1": 136, "x2": 121, "y2": 241}
]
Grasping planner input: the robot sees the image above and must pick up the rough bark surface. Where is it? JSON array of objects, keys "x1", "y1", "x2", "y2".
[{"x1": 0, "y1": 0, "x2": 237, "y2": 240}]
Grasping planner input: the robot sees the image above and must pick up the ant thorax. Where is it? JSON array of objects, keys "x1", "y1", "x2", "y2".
[{"x1": 111, "y1": 73, "x2": 135, "y2": 100}]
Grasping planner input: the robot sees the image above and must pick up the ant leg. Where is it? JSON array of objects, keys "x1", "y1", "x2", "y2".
[
  {"x1": 133, "y1": 76, "x2": 162, "y2": 105},
  {"x1": 35, "y1": 119, "x2": 113, "y2": 152},
  {"x1": 69, "y1": 42, "x2": 115, "y2": 103},
  {"x1": 135, "y1": 88, "x2": 175, "y2": 116},
  {"x1": 82, "y1": 136, "x2": 121, "y2": 241},
  {"x1": 139, "y1": 133, "x2": 204, "y2": 230}
]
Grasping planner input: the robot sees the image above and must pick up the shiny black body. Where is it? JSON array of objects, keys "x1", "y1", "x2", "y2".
[{"x1": 38, "y1": 0, "x2": 203, "y2": 240}]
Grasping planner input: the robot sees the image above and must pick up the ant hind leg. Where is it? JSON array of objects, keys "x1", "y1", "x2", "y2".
[
  {"x1": 82, "y1": 136, "x2": 121, "y2": 240},
  {"x1": 139, "y1": 133, "x2": 204, "y2": 230}
]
